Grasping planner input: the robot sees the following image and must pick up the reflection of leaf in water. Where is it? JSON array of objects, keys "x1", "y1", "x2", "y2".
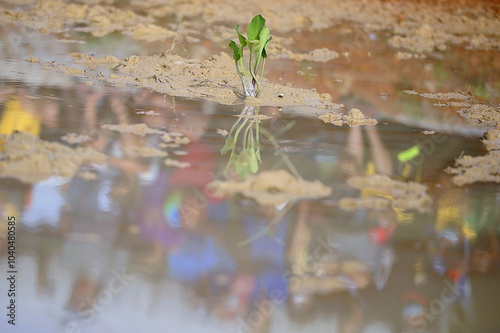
[
  {"x1": 221, "y1": 107, "x2": 261, "y2": 177},
  {"x1": 220, "y1": 134, "x2": 235, "y2": 154}
]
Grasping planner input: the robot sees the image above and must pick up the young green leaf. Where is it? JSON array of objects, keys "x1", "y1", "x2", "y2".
[
  {"x1": 249, "y1": 149, "x2": 258, "y2": 173},
  {"x1": 235, "y1": 25, "x2": 247, "y2": 47},
  {"x1": 262, "y1": 37, "x2": 272, "y2": 59},
  {"x1": 220, "y1": 135, "x2": 235, "y2": 154},
  {"x1": 257, "y1": 28, "x2": 270, "y2": 55},
  {"x1": 228, "y1": 41, "x2": 241, "y2": 62},
  {"x1": 224, "y1": 151, "x2": 239, "y2": 174},
  {"x1": 247, "y1": 15, "x2": 265, "y2": 41}
]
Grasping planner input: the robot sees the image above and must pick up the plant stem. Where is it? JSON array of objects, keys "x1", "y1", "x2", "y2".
[
  {"x1": 248, "y1": 52, "x2": 260, "y2": 97},
  {"x1": 234, "y1": 61, "x2": 248, "y2": 96}
]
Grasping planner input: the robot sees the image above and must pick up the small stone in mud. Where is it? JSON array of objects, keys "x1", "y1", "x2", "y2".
[
  {"x1": 422, "y1": 130, "x2": 435, "y2": 135},
  {"x1": 27, "y1": 54, "x2": 40, "y2": 63}
]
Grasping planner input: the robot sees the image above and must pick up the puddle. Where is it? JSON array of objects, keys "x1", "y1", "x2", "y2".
[{"x1": 0, "y1": 1, "x2": 500, "y2": 333}]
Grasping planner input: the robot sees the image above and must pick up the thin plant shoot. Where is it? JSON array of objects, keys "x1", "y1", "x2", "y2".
[{"x1": 229, "y1": 15, "x2": 272, "y2": 98}]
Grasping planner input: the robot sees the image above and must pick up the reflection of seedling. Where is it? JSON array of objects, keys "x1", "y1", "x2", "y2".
[
  {"x1": 229, "y1": 15, "x2": 272, "y2": 98},
  {"x1": 221, "y1": 106, "x2": 300, "y2": 179},
  {"x1": 221, "y1": 106, "x2": 262, "y2": 177}
]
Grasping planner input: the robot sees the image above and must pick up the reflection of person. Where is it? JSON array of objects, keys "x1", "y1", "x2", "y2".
[
  {"x1": 470, "y1": 232, "x2": 499, "y2": 274},
  {"x1": 237, "y1": 204, "x2": 289, "y2": 333}
]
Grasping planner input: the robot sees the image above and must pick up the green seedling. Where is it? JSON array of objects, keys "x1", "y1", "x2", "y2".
[{"x1": 229, "y1": 15, "x2": 272, "y2": 98}]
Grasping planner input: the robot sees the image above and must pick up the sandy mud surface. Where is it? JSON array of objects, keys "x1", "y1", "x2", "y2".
[{"x1": 67, "y1": 52, "x2": 341, "y2": 108}]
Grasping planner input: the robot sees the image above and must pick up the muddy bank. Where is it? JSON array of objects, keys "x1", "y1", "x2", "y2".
[{"x1": 68, "y1": 52, "x2": 342, "y2": 108}]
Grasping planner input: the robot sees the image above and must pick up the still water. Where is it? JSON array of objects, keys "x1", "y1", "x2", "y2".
[{"x1": 0, "y1": 9, "x2": 500, "y2": 333}]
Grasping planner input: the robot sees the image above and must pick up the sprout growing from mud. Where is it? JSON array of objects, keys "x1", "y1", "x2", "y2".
[{"x1": 229, "y1": 15, "x2": 272, "y2": 98}]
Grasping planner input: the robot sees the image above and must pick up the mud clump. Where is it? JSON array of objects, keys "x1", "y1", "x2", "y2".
[
  {"x1": 446, "y1": 125, "x2": 500, "y2": 186},
  {"x1": 446, "y1": 150, "x2": 500, "y2": 186},
  {"x1": 318, "y1": 109, "x2": 377, "y2": 127},
  {"x1": 457, "y1": 105, "x2": 500, "y2": 127},
  {"x1": 269, "y1": 45, "x2": 340, "y2": 62},
  {"x1": 208, "y1": 169, "x2": 332, "y2": 206},
  {"x1": 339, "y1": 174, "x2": 432, "y2": 213},
  {"x1": 483, "y1": 127, "x2": 500, "y2": 151},
  {"x1": 0, "y1": 131, "x2": 106, "y2": 183}
]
